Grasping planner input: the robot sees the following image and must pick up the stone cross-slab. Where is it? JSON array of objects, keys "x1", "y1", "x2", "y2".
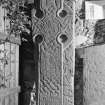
[{"x1": 32, "y1": 0, "x2": 75, "y2": 105}]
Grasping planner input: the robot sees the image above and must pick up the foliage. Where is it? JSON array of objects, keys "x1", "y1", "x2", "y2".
[
  {"x1": 0, "y1": 0, "x2": 32, "y2": 88},
  {"x1": 0, "y1": 0, "x2": 31, "y2": 36}
]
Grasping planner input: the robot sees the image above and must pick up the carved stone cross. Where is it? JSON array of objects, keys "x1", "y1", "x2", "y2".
[{"x1": 32, "y1": 0, "x2": 75, "y2": 105}]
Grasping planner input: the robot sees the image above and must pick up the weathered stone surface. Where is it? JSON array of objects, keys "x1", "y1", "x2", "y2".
[
  {"x1": 0, "y1": 42, "x2": 19, "y2": 89},
  {"x1": 83, "y1": 44, "x2": 105, "y2": 105},
  {"x1": 32, "y1": 0, "x2": 74, "y2": 105},
  {"x1": 63, "y1": 44, "x2": 74, "y2": 105}
]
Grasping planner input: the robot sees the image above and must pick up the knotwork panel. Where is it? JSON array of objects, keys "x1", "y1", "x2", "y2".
[{"x1": 32, "y1": 0, "x2": 74, "y2": 105}]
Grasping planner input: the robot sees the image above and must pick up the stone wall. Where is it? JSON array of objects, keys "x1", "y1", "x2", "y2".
[{"x1": 83, "y1": 44, "x2": 105, "y2": 105}]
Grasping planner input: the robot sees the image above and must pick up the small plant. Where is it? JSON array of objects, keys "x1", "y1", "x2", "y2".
[{"x1": 0, "y1": 0, "x2": 31, "y2": 36}]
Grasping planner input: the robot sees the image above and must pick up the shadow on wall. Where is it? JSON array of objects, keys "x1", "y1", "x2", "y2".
[
  {"x1": 94, "y1": 19, "x2": 105, "y2": 44},
  {"x1": 79, "y1": 0, "x2": 85, "y2": 19},
  {"x1": 19, "y1": 32, "x2": 39, "y2": 105},
  {"x1": 74, "y1": 51, "x2": 83, "y2": 105}
]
